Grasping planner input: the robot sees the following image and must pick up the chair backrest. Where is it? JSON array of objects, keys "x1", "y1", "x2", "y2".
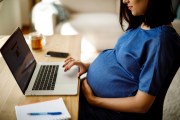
[{"x1": 163, "y1": 67, "x2": 180, "y2": 119}]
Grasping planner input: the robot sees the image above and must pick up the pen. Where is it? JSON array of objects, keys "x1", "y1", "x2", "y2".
[{"x1": 27, "y1": 112, "x2": 62, "y2": 116}]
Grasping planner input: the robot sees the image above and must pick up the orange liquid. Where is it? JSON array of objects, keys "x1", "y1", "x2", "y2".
[{"x1": 31, "y1": 37, "x2": 42, "y2": 50}]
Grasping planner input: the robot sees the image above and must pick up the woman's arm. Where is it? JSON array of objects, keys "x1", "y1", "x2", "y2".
[{"x1": 82, "y1": 79, "x2": 156, "y2": 113}]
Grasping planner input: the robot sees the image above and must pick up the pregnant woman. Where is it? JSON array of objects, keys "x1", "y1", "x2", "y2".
[{"x1": 63, "y1": 0, "x2": 180, "y2": 119}]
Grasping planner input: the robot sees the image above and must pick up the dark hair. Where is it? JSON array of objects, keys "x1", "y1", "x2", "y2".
[{"x1": 120, "y1": 0, "x2": 176, "y2": 30}]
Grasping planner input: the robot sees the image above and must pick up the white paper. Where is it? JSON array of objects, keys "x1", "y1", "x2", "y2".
[{"x1": 15, "y1": 98, "x2": 71, "y2": 120}]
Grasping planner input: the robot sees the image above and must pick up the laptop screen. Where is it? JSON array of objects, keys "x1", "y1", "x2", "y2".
[{"x1": 0, "y1": 28, "x2": 36, "y2": 94}]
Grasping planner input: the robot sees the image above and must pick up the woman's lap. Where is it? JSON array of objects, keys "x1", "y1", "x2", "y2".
[{"x1": 78, "y1": 86, "x2": 143, "y2": 120}]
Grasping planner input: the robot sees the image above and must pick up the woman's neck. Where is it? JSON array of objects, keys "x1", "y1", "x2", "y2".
[
  {"x1": 141, "y1": 23, "x2": 150, "y2": 30},
  {"x1": 141, "y1": 22, "x2": 173, "y2": 30}
]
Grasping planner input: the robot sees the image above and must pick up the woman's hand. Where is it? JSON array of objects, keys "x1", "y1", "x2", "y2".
[
  {"x1": 81, "y1": 79, "x2": 97, "y2": 105},
  {"x1": 63, "y1": 57, "x2": 90, "y2": 77}
]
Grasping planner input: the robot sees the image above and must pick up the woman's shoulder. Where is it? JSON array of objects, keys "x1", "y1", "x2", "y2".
[{"x1": 159, "y1": 25, "x2": 180, "y2": 42}]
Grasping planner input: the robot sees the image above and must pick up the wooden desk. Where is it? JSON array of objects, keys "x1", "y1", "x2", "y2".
[{"x1": 0, "y1": 35, "x2": 81, "y2": 120}]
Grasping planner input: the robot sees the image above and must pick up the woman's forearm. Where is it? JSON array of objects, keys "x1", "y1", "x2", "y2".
[{"x1": 90, "y1": 90, "x2": 155, "y2": 113}]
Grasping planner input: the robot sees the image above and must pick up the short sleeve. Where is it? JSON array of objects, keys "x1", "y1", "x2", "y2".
[
  {"x1": 138, "y1": 38, "x2": 161, "y2": 96},
  {"x1": 138, "y1": 29, "x2": 179, "y2": 96}
]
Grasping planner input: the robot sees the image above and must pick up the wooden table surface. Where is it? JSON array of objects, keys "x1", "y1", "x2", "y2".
[{"x1": 0, "y1": 35, "x2": 81, "y2": 120}]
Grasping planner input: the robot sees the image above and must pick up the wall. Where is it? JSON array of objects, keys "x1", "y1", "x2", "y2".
[
  {"x1": 19, "y1": 0, "x2": 31, "y2": 26},
  {"x1": 0, "y1": 0, "x2": 21, "y2": 35}
]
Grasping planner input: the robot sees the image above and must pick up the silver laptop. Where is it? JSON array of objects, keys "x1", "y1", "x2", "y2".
[{"x1": 0, "y1": 27, "x2": 79, "y2": 95}]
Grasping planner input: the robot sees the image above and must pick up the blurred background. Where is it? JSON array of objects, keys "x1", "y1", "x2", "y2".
[
  {"x1": 0, "y1": 0, "x2": 40, "y2": 35},
  {"x1": 0, "y1": 0, "x2": 180, "y2": 62}
]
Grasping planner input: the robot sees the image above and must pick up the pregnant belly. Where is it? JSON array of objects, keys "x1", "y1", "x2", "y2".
[{"x1": 87, "y1": 50, "x2": 137, "y2": 98}]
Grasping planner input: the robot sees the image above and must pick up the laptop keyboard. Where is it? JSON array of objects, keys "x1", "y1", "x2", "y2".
[{"x1": 32, "y1": 65, "x2": 59, "y2": 90}]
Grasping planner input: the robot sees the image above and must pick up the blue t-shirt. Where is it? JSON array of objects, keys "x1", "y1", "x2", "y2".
[{"x1": 87, "y1": 26, "x2": 180, "y2": 98}]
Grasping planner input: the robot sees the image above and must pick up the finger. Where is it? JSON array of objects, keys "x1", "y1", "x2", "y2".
[
  {"x1": 63, "y1": 58, "x2": 74, "y2": 67},
  {"x1": 64, "y1": 57, "x2": 73, "y2": 62},
  {"x1": 64, "y1": 58, "x2": 74, "y2": 64},
  {"x1": 66, "y1": 60, "x2": 78, "y2": 69},
  {"x1": 62, "y1": 62, "x2": 68, "y2": 68},
  {"x1": 64, "y1": 60, "x2": 78, "y2": 71},
  {"x1": 63, "y1": 57, "x2": 76, "y2": 67}
]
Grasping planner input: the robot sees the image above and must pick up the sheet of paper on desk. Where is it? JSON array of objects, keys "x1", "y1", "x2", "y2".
[{"x1": 15, "y1": 98, "x2": 71, "y2": 120}]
